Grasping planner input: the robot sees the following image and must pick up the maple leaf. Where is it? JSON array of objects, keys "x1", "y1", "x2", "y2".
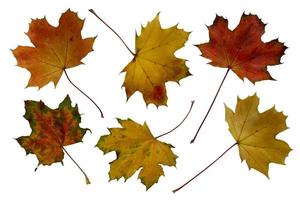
[
  {"x1": 197, "y1": 13, "x2": 287, "y2": 83},
  {"x1": 97, "y1": 119, "x2": 177, "y2": 189},
  {"x1": 17, "y1": 95, "x2": 88, "y2": 167},
  {"x1": 12, "y1": 9, "x2": 95, "y2": 88},
  {"x1": 225, "y1": 94, "x2": 291, "y2": 176},
  {"x1": 122, "y1": 14, "x2": 191, "y2": 106}
]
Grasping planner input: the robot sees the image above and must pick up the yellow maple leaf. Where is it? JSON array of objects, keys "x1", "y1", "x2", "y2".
[
  {"x1": 12, "y1": 9, "x2": 95, "y2": 88},
  {"x1": 122, "y1": 14, "x2": 191, "y2": 106},
  {"x1": 97, "y1": 119, "x2": 177, "y2": 189},
  {"x1": 225, "y1": 94, "x2": 291, "y2": 177}
]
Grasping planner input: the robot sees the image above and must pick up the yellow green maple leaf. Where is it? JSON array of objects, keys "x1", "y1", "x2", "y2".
[{"x1": 97, "y1": 119, "x2": 177, "y2": 189}]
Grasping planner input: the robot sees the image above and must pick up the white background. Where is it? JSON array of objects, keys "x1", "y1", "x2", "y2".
[{"x1": 0, "y1": 0, "x2": 299, "y2": 199}]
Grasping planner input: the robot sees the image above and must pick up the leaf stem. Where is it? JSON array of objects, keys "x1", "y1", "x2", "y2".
[
  {"x1": 89, "y1": 9, "x2": 135, "y2": 56},
  {"x1": 62, "y1": 147, "x2": 91, "y2": 184},
  {"x1": 190, "y1": 69, "x2": 230, "y2": 143},
  {"x1": 64, "y1": 69, "x2": 104, "y2": 118},
  {"x1": 156, "y1": 100, "x2": 195, "y2": 139},
  {"x1": 172, "y1": 142, "x2": 237, "y2": 193}
]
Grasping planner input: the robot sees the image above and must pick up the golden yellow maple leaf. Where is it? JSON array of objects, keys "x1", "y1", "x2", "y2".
[
  {"x1": 97, "y1": 119, "x2": 177, "y2": 189},
  {"x1": 12, "y1": 9, "x2": 95, "y2": 88},
  {"x1": 122, "y1": 14, "x2": 190, "y2": 106},
  {"x1": 225, "y1": 94, "x2": 291, "y2": 177}
]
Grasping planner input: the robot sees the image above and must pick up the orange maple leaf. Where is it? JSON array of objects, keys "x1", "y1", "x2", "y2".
[
  {"x1": 12, "y1": 9, "x2": 95, "y2": 88},
  {"x1": 197, "y1": 13, "x2": 287, "y2": 82}
]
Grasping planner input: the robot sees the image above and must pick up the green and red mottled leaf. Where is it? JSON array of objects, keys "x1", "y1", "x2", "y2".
[
  {"x1": 197, "y1": 13, "x2": 287, "y2": 83},
  {"x1": 17, "y1": 95, "x2": 88, "y2": 167}
]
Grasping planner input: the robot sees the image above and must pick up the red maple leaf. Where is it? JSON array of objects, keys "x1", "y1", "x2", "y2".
[{"x1": 197, "y1": 13, "x2": 287, "y2": 82}]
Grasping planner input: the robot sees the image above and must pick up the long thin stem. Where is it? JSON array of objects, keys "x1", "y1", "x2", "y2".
[
  {"x1": 64, "y1": 69, "x2": 104, "y2": 118},
  {"x1": 156, "y1": 100, "x2": 195, "y2": 139},
  {"x1": 62, "y1": 147, "x2": 91, "y2": 184},
  {"x1": 190, "y1": 69, "x2": 230, "y2": 143},
  {"x1": 89, "y1": 9, "x2": 135, "y2": 56},
  {"x1": 172, "y1": 142, "x2": 237, "y2": 193}
]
